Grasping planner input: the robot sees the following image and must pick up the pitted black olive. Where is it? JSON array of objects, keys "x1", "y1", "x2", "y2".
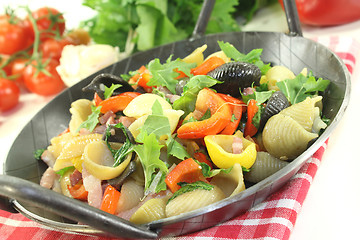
[
  {"x1": 82, "y1": 73, "x2": 134, "y2": 99},
  {"x1": 207, "y1": 62, "x2": 261, "y2": 97},
  {"x1": 259, "y1": 91, "x2": 289, "y2": 131}
]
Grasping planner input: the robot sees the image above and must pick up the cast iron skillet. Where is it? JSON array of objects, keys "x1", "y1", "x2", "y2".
[{"x1": 0, "y1": 0, "x2": 351, "y2": 238}]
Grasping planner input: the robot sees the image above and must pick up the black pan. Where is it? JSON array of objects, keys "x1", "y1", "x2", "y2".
[{"x1": 0, "y1": 0, "x2": 350, "y2": 238}]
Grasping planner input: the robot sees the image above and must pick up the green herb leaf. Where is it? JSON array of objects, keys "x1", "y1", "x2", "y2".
[
  {"x1": 55, "y1": 166, "x2": 75, "y2": 180},
  {"x1": 166, "y1": 136, "x2": 191, "y2": 160},
  {"x1": 195, "y1": 160, "x2": 232, "y2": 178},
  {"x1": 76, "y1": 105, "x2": 101, "y2": 133},
  {"x1": 167, "y1": 181, "x2": 214, "y2": 203},
  {"x1": 276, "y1": 73, "x2": 330, "y2": 104},
  {"x1": 173, "y1": 75, "x2": 219, "y2": 116},
  {"x1": 104, "y1": 83, "x2": 122, "y2": 99},
  {"x1": 133, "y1": 132, "x2": 168, "y2": 194},
  {"x1": 34, "y1": 148, "x2": 45, "y2": 160}
]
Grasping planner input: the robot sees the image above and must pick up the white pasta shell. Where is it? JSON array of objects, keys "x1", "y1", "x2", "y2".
[
  {"x1": 280, "y1": 96, "x2": 323, "y2": 132},
  {"x1": 265, "y1": 66, "x2": 295, "y2": 91},
  {"x1": 244, "y1": 152, "x2": 289, "y2": 183},
  {"x1": 262, "y1": 114, "x2": 318, "y2": 160},
  {"x1": 116, "y1": 179, "x2": 144, "y2": 213},
  {"x1": 53, "y1": 133, "x2": 102, "y2": 171},
  {"x1": 210, "y1": 163, "x2": 245, "y2": 198},
  {"x1": 69, "y1": 99, "x2": 93, "y2": 134},
  {"x1": 165, "y1": 185, "x2": 225, "y2": 218},
  {"x1": 123, "y1": 93, "x2": 172, "y2": 118},
  {"x1": 130, "y1": 198, "x2": 167, "y2": 224}
]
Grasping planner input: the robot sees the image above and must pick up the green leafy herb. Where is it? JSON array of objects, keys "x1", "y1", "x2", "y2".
[
  {"x1": 241, "y1": 83, "x2": 274, "y2": 105},
  {"x1": 55, "y1": 166, "x2": 75, "y2": 180},
  {"x1": 167, "y1": 181, "x2": 214, "y2": 203},
  {"x1": 276, "y1": 73, "x2": 330, "y2": 104},
  {"x1": 34, "y1": 148, "x2": 45, "y2": 160},
  {"x1": 104, "y1": 83, "x2": 122, "y2": 99},
  {"x1": 173, "y1": 75, "x2": 219, "y2": 116},
  {"x1": 218, "y1": 41, "x2": 271, "y2": 74},
  {"x1": 133, "y1": 132, "x2": 168, "y2": 194},
  {"x1": 195, "y1": 160, "x2": 232, "y2": 178},
  {"x1": 76, "y1": 105, "x2": 101, "y2": 133},
  {"x1": 165, "y1": 136, "x2": 191, "y2": 160},
  {"x1": 147, "y1": 56, "x2": 195, "y2": 94}
]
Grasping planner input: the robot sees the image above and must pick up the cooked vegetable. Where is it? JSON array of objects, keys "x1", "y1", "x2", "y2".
[{"x1": 100, "y1": 185, "x2": 121, "y2": 214}]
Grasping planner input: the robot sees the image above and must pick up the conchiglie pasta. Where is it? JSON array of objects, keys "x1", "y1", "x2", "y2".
[
  {"x1": 263, "y1": 65, "x2": 296, "y2": 91},
  {"x1": 165, "y1": 185, "x2": 225, "y2": 218},
  {"x1": 47, "y1": 132, "x2": 74, "y2": 159},
  {"x1": 244, "y1": 152, "x2": 289, "y2": 183},
  {"x1": 69, "y1": 99, "x2": 93, "y2": 134},
  {"x1": 210, "y1": 163, "x2": 245, "y2": 198},
  {"x1": 205, "y1": 50, "x2": 231, "y2": 63},
  {"x1": 53, "y1": 133, "x2": 102, "y2": 171},
  {"x1": 116, "y1": 179, "x2": 144, "y2": 213},
  {"x1": 130, "y1": 198, "x2": 168, "y2": 224},
  {"x1": 262, "y1": 114, "x2": 318, "y2": 160},
  {"x1": 280, "y1": 96, "x2": 323, "y2": 132},
  {"x1": 182, "y1": 44, "x2": 207, "y2": 67}
]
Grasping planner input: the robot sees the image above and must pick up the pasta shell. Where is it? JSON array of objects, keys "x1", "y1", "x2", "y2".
[
  {"x1": 244, "y1": 152, "x2": 289, "y2": 183},
  {"x1": 69, "y1": 99, "x2": 93, "y2": 134},
  {"x1": 116, "y1": 179, "x2": 144, "y2": 213},
  {"x1": 210, "y1": 163, "x2": 245, "y2": 198},
  {"x1": 262, "y1": 114, "x2": 318, "y2": 160},
  {"x1": 130, "y1": 198, "x2": 167, "y2": 224},
  {"x1": 53, "y1": 133, "x2": 102, "y2": 171},
  {"x1": 123, "y1": 93, "x2": 172, "y2": 118},
  {"x1": 182, "y1": 44, "x2": 207, "y2": 67},
  {"x1": 165, "y1": 185, "x2": 225, "y2": 218},
  {"x1": 48, "y1": 132, "x2": 73, "y2": 159},
  {"x1": 82, "y1": 140, "x2": 132, "y2": 180},
  {"x1": 263, "y1": 66, "x2": 295, "y2": 91},
  {"x1": 280, "y1": 96, "x2": 323, "y2": 132}
]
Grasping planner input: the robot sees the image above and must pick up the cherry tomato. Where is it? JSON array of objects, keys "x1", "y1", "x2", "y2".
[
  {"x1": 24, "y1": 58, "x2": 64, "y2": 96},
  {"x1": 39, "y1": 38, "x2": 72, "y2": 61},
  {"x1": 10, "y1": 58, "x2": 29, "y2": 87},
  {"x1": 0, "y1": 15, "x2": 29, "y2": 55},
  {"x1": 25, "y1": 7, "x2": 65, "y2": 41},
  {"x1": 0, "y1": 78, "x2": 20, "y2": 112}
]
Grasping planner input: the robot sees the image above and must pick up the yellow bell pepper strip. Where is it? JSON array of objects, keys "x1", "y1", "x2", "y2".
[
  {"x1": 98, "y1": 92, "x2": 141, "y2": 114},
  {"x1": 218, "y1": 93, "x2": 244, "y2": 135},
  {"x1": 204, "y1": 131, "x2": 257, "y2": 169},
  {"x1": 165, "y1": 158, "x2": 207, "y2": 193},
  {"x1": 100, "y1": 185, "x2": 121, "y2": 215},
  {"x1": 177, "y1": 88, "x2": 232, "y2": 139},
  {"x1": 190, "y1": 56, "x2": 226, "y2": 76},
  {"x1": 244, "y1": 99, "x2": 259, "y2": 137}
]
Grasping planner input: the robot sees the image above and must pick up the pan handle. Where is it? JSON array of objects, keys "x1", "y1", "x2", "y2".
[
  {"x1": 190, "y1": 0, "x2": 215, "y2": 40},
  {"x1": 0, "y1": 175, "x2": 158, "y2": 239},
  {"x1": 282, "y1": 0, "x2": 303, "y2": 36}
]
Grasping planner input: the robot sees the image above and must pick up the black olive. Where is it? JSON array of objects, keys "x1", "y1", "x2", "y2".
[
  {"x1": 82, "y1": 73, "x2": 134, "y2": 99},
  {"x1": 259, "y1": 91, "x2": 289, "y2": 131},
  {"x1": 207, "y1": 62, "x2": 261, "y2": 97}
]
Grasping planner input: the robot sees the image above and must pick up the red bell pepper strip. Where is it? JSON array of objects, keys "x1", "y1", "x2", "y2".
[
  {"x1": 190, "y1": 56, "x2": 225, "y2": 76},
  {"x1": 67, "y1": 183, "x2": 88, "y2": 201},
  {"x1": 98, "y1": 92, "x2": 141, "y2": 114},
  {"x1": 177, "y1": 88, "x2": 232, "y2": 139},
  {"x1": 165, "y1": 158, "x2": 207, "y2": 193},
  {"x1": 137, "y1": 72, "x2": 154, "y2": 93},
  {"x1": 193, "y1": 151, "x2": 213, "y2": 169},
  {"x1": 93, "y1": 92, "x2": 103, "y2": 106},
  {"x1": 279, "y1": 0, "x2": 360, "y2": 26},
  {"x1": 218, "y1": 93, "x2": 245, "y2": 135},
  {"x1": 244, "y1": 99, "x2": 258, "y2": 137},
  {"x1": 100, "y1": 185, "x2": 121, "y2": 215}
]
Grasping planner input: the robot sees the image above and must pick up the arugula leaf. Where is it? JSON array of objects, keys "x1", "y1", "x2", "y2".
[
  {"x1": 167, "y1": 181, "x2": 214, "y2": 203},
  {"x1": 76, "y1": 105, "x2": 101, "y2": 133},
  {"x1": 241, "y1": 83, "x2": 274, "y2": 105},
  {"x1": 34, "y1": 148, "x2": 45, "y2": 160},
  {"x1": 55, "y1": 166, "x2": 75, "y2": 181},
  {"x1": 133, "y1": 132, "x2": 168, "y2": 193},
  {"x1": 166, "y1": 136, "x2": 191, "y2": 160},
  {"x1": 172, "y1": 75, "x2": 219, "y2": 116},
  {"x1": 104, "y1": 83, "x2": 122, "y2": 99},
  {"x1": 218, "y1": 41, "x2": 271, "y2": 74},
  {"x1": 195, "y1": 160, "x2": 232, "y2": 178},
  {"x1": 147, "y1": 56, "x2": 195, "y2": 94},
  {"x1": 276, "y1": 73, "x2": 330, "y2": 104}
]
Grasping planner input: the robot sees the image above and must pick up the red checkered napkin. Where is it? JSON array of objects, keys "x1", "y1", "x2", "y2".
[{"x1": 0, "y1": 36, "x2": 359, "y2": 240}]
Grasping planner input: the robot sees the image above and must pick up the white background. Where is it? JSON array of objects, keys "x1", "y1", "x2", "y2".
[{"x1": 1, "y1": 1, "x2": 360, "y2": 239}]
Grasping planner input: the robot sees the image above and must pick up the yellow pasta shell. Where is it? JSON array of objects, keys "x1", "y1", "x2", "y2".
[
  {"x1": 123, "y1": 94, "x2": 172, "y2": 118},
  {"x1": 82, "y1": 140, "x2": 132, "y2": 180},
  {"x1": 204, "y1": 131, "x2": 257, "y2": 169},
  {"x1": 265, "y1": 65, "x2": 295, "y2": 91},
  {"x1": 130, "y1": 198, "x2": 167, "y2": 224},
  {"x1": 182, "y1": 44, "x2": 207, "y2": 67},
  {"x1": 53, "y1": 133, "x2": 102, "y2": 171},
  {"x1": 48, "y1": 132, "x2": 74, "y2": 159},
  {"x1": 69, "y1": 99, "x2": 93, "y2": 134},
  {"x1": 262, "y1": 114, "x2": 318, "y2": 160}
]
